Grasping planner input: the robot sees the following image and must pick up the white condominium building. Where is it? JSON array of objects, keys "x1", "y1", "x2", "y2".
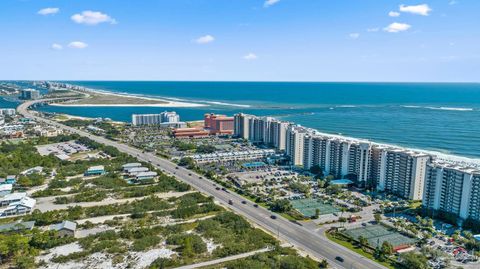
[
  {"x1": 233, "y1": 114, "x2": 289, "y2": 151},
  {"x1": 286, "y1": 125, "x2": 308, "y2": 166},
  {"x1": 303, "y1": 135, "x2": 371, "y2": 185},
  {"x1": 234, "y1": 113, "x2": 252, "y2": 140},
  {"x1": 423, "y1": 162, "x2": 480, "y2": 221},
  {"x1": 132, "y1": 111, "x2": 180, "y2": 126},
  {"x1": 378, "y1": 149, "x2": 429, "y2": 200},
  {"x1": 347, "y1": 142, "x2": 371, "y2": 187},
  {"x1": 271, "y1": 120, "x2": 289, "y2": 151},
  {"x1": 160, "y1": 111, "x2": 180, "y2": 123}
]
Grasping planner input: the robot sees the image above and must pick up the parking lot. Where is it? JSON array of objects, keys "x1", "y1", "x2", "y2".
[{"x1": 36, "y1": 141, "x2": 91, "y2": 160}]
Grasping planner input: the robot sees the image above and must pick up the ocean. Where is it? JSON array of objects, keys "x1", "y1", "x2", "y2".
[{"x1": 9, "y1": 81, "x2": 480, "y2": 159}]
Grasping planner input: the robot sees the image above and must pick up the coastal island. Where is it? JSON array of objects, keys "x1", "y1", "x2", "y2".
[{"x1": 47, "y1": 82, "x2": 205, "y2": 108}]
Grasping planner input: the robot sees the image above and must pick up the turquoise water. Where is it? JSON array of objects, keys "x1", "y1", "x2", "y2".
[{"x1": 17, "y1": 81, "x2": 480, "y2": 158}]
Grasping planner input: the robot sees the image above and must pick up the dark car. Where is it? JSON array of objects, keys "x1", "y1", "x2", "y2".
[
  {"x1": 175, "y1": 166, "x2": 179, "y2": 169},
  {"x1": 228, "y1": 200, "x2": 233, "y2": 205},
  {"x1": 335, "y1": 256, "x2": 344, "y2": 262},
  {"x1": 270, "y1": 215, "x2": 277, "y2": 219},
  {"x1": 215, "y1": 187, "x2": 220, "y2": 190},
  {"x1": 188, "y1": 173, "x2": 192, "y2": 176},
  {"x1": 253, "y1": 204, "x2": 259, "y2": 208},
  {"x1": 241, "y1": 201, "x2": 247, "y2": 204},
  {"x1": 199, "y1": 176, "x2": 203, "y2": 179}
]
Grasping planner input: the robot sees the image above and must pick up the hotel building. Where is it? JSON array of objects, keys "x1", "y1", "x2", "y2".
[{"x1": 204, "y1": 113, "x2": 234, "y2": 135}]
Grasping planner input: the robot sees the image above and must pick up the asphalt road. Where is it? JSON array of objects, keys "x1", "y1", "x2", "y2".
[{"x1": 18, "y1": 99, "x2": 386, "y2": 269}]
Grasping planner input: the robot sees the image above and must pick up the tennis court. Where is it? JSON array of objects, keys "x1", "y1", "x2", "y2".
[
  {"x1": 291, "y1": 198, "x2": 339, "y2": 217},
  {"x1": 344, "y1": 224, "x2": 417, "y2": 249}
]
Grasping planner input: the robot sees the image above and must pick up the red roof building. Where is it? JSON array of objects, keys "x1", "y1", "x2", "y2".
[{"x1": 204, "y1": 113, "x2": 234, "y2": 135}]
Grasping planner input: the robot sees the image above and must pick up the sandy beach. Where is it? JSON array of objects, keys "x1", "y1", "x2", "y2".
[{"x1": 52, "y1": 86, "x2": 207, "y2": 108}]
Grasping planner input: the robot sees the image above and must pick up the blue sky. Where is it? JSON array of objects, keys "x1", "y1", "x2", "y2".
[{"x1": 0, "y1": 0, "x2": 479, "y2": 82}]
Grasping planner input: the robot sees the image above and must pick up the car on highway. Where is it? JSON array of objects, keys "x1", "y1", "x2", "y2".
[
  {"x1": 228, "y1": 200, "x2": 233, "y2": 205},
  {"x1": 215, "y1": 187, "x2": 220, "y2": 190},
  {"x1": 175, "y1": 166, "x2": 179, "y2": 169},
  {"x1": 270, "y1": 215, "x2": 277, "y2": 219},
  {"x1": 241, "y1": 200, "x2": 247, "y2": 204},
  {"x1": 188, "y1": 173, "x2": 192, "y2": 176},
  {"x1": 199, "y1": 176, "x2": 203, "y2": 179},
  {"x1": 253, "y1": 204, "x2": 259, "y2": 208},
  {"x1": 335, "y1": 256, "x2": 344, "y2": 262}
]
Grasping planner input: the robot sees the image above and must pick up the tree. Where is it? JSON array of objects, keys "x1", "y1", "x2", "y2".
[
  {"x1": 182, "y1": 237, "x2": 194, "y2": 257},
  {"x1": 178, "y1": 157, "x2": 195, "y2": 169},
  {"x1": 314, "y1": 208, "x2": 320, "y2": 219},
  {"x1": 270, "y1": 199, "x2": 292, "y2": 213},
  {"x1": 196, "y1": 144, "x2": 216, "y2": 154},
  {"x1": 380, "y1": 241, "x2": 393, "y2": 256},
  {"x1": 358, "y1": 236, "x2": 368, "y2": 250},
  {"x1": 309, "y1": 165, "x2": 323, "y2": 177},
  {"x1": 400, "y1": 252, "x2": 429, "y2": 269},
  {"x1": 374, "y1": 213, "x2": 382, "y2": 223},
  {"x1": 319, "y1": 259, "x2": 329, "y2": 268}
]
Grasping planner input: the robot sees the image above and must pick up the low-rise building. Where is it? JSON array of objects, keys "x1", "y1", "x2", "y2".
[
  {"x1": 0, "y1": 221, "x2": 35, "y2": 234},
  {"x1": 0, "y1": 108, "x2": 16, "y2": 116},
  {"x1": 49, "y1": 220, "x2": 77, "y2": 237},
  {"x1": 160, "y1": 122, "x2": 187, "y2": 128},
  {"x1": 122, "y1": 163, "x2": 142, "y2": 172},
  {"x1": 135, "y1": 171, "x2": 158, "y2": 181},
  {"x1": 191, "y1": 149, "x2": 276, "y2": 163},
  {"x1": 20, "y1": 166, "x2": 43, "y2": 176},
  {"x1": 127, "y1": 167, "x2": 149, "y2": 175},
  {"x1": 6, "y1": 175, "x2": 16, "y2": 184},
  {"x1": 173, "y1": 127, "x2": 210, "y2": 138},
  {"x1": 84, "y1": 165, "x2": 105, "y2": 176},
  {"x1": 0, "y1": 184, "x2": 13, "y2": 196},
  {"x1": 0, "y1": 197, "x2": 36, "y2": 217},
  {"x1": 0, "y1": 192, "x2": 27, "y2": 207}
]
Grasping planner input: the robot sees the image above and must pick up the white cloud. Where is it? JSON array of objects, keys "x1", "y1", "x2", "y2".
[
  {"x1": 194, "y1": 35, "x2": 215, "y2": 44},
  {"x1": 71, "y1": 11, "x2": 117, "y2": 25},
  {"x1": 38, "y1": 7, "x2": 59, "y2": 16},
  {"x1": 399, "y1": 4, "x2": 432, "y2": 16},
  {"x1": 367, "y1": 28, "x2": 379, "y2": 32},
  {"x1": 51, "y1": 43, "x2": 63, "y2": 50},
  {"x1": 243, "y1": 53, "x2": 258, "y2": 60},
  {"x1": 349, "y1": 33, "x2": 360, "y2": 39},
  {"x1": 384, "y1": 22, "x2": 411, "y2": 33},
  {"x1": 68, "y1": 41, "x2": 88, "y2": 49},
  {"x1": 389, "y1": 11, "x2": 400, "y2": 17},
  {"x1": 264, "y1": 0, "x2": 280, "y2": 7}
]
